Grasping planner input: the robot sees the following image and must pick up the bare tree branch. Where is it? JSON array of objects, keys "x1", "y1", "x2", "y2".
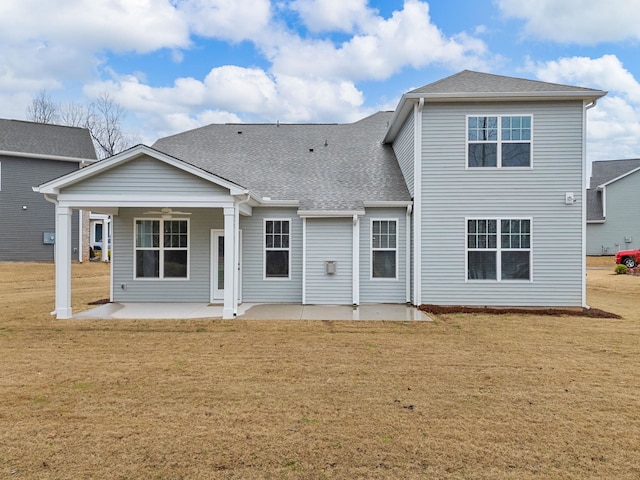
[
  {"x1": 26, "y1": 90, "x2": 59, "y2": 124},
  {"x1": 26, "y1": 89, "x2": 134, "y2": 159}
]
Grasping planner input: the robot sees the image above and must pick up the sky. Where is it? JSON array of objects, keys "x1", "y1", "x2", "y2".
[{"x1": 1, "y1": 0, "x2": 639, "y2": 165}]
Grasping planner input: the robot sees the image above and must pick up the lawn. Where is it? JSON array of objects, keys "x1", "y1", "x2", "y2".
[{"x1": 1, "y1": 258, "x2": 639, "y2": 479}]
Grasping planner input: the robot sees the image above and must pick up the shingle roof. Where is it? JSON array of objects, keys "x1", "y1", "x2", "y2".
[
  {"x1": 587, "y1": 159, "x2": 640, "y2": 221},
  {"x1": 409, "y1": 70, "x2": 605, "y2": 96},
  {"x1": 153, "y1": 111, "x2": 410, "y2": 211},
  {"x1": 0, "y1": 119, "x2": 97, "y2": 160}
]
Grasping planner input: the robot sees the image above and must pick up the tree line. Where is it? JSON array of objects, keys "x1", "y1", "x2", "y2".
[{"x1": 26, "y1": 90, "x2": 134, "y2": 159}]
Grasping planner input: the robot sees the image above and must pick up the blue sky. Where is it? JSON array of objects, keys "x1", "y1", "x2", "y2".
[{"x1": 1, "y1": 0, "x2": 639, "y2": 163}]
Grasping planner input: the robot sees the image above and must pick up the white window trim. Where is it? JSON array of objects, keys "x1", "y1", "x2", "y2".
[
  {"x1": 465, "y1": 217, "x2": 533, "y2": 283},
  {"x1": 370, "y1": 218, "x2": 399, "y2": 281},
  {"x1": 133, "y1": 218, "x2": 190, "y2": 280},
  {"x1": 466, "y1": 114, "x2": 534, "y2": 169},
  {"x1": 263, "y1": 218, "x2": 292, "y2": 280}
]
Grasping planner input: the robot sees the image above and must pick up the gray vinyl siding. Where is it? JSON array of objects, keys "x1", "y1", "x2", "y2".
[
  {"x1": 587, "y1": 172, "x2": 640, "y2": 255},
  {"x1": 64, "y1": 155, "x2": 230, "y2": 196},
  {"x1": 305, "y1": 218, "x2": 352, "y2": 304},
  {"x1": 0, "y1": 155, "x2": 79, "y2": 261},
  {"x1": 239, "y1": 208, "x2": 303, "y2": 303},
  {"x1": 359, "y1": 208, "x2": 407, "y2": 303},
  {"x1": 392, "y1": 113, "x2": 415, "y2": 195},
  {"x1": 112, "y1": 208, "x2": 222, "y2": 302},
  {"x1": 420, "y1": 101, "x2": 585, "y2": 307}
]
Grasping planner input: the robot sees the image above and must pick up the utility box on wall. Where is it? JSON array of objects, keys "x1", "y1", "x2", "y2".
[
  {"x1": 325, "y1": 261, "x2": 336, "y2": 275},
  {"x1": 43, "y1": 232, "x2": 55, "y2": 245}
]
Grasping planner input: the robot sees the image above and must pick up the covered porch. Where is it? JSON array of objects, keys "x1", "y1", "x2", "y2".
[{"x1": 34, "y1": 145, "x2": 253, "y2": 320}]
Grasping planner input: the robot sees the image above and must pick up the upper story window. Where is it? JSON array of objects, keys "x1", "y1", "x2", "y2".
[
  {"x1": 467, "y1": 115, "x2": 532, "y2": 168},
  {"x1": 135, "y1": 219, "x2": 189, "y2": 279},
  {"x1": 265, "y1": 219, "x2": 290, "y2": 279}
]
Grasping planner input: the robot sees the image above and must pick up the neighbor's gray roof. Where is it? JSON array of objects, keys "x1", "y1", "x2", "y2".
[
  {"x1": 0, "y1": 119, "x2": 97, "y2": 160},
  {"x1": 587, "y1": 159, "x2": 640, "y2": 221},
  {"x1": 409, "y1": 70, "x2": 606, "y2": 96},
  {"x1": 153, "y1": 111, "x2": 410, "y2": 211}
]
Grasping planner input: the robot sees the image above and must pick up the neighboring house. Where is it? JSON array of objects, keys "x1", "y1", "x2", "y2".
[
  {"x1": 35, "y1": 70, "x2": 606, "y2": 319},
  {"x1": 0, "y1": 119, "x2": 97, "y2": 262},
  {"x1": 586, "y1": 159, "x2": 640, "y2": 255}
]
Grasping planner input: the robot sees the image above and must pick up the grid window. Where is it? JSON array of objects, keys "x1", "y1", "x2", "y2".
[
  {"x1": 265, "y1": 220, "x2": 290, "y2": 278},
  {"x1": 135, "y1": 219, "x2": 188, "y2": 279},
  {"x1": 468, "y1": 115, "x2": 532, "y2": 168},
  {"x1": 467, "y1": 218, "x2": 531, "y2": 281},
  {"x1": 372, "y1": 220, "x2": 397, "y2": 278}
]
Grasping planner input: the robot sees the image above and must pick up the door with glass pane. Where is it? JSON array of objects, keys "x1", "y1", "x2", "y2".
[{"x1": 211, "y1": 230, "x2": 242, "y2": 302}]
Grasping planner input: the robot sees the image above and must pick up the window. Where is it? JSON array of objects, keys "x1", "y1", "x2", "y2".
[
  {"x1": 135, "y1": 219, "x2": 189, "y2": 279},
  {"x1": 265, "y1": 219, "x2": 290, "y2": 278},
  {"x1": 467, "y1": 115, "x2": 531, "y2": 167},
  {"x1": 467, "y1": 218, "x2": 531, "y2": 281},
  {"x1": 372, "y1": 220, "x2": 397, "y2": 279}
]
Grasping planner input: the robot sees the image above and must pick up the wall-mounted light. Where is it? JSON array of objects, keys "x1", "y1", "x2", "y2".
[{"x1": 22, "y1": 205, "x2": 27, "y2": 210}]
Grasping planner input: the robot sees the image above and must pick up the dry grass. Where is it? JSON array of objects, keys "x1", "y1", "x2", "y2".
[{"x1": 1, "y1": 258, "x2": 639, "y2": 479}]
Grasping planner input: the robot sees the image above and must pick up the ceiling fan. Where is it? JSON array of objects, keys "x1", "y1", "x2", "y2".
[{"x1": 142, "y1": 207, "x2": 192, "y2": 219}]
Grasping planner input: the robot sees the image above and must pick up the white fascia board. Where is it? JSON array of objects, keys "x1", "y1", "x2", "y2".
[
  {"x1": 298, "y1": 210, "x2": 366, "y2": 218},
  {"x1": 598, "y1": 166, "x2": 640, "y2": 188},
  {"x1": 34, "y1": 144, "x2": 248, "y2": 196},
  {"x1": 383, "y1": 97, "x2": 415, "y2": 144},
  {"x1": 56, "y1": 193, "x2": 236, "y2": 209},
  {"x1": 0, "y1": 149, "x2": 96, "y2": 164},
  {"x1": 403, "y1": 90, "x2": 607, "y2": 102}
]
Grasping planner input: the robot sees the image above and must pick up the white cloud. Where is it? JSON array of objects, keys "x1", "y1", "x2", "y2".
[
  {"x1": 289, "y1": 0, "x2": 375, "y2": 33},
  {"x1": 530, "y1": 55, "x2": 640, "y2": 161},
  {"x1": 497, "y1": 0, "x2": 640, "y2": 44},
  {"x1": 176, "y1": 0, "x2": 272, "y2": 42},
  {"x1": 0, "y1": 0, "x2": 189, "y2": 53},
  {"x1": 270, "y1": 0, "x2": 488, "y2": 81},
  {"x1": 85, "y1": 65, "x2": 368, "y2": 140}
]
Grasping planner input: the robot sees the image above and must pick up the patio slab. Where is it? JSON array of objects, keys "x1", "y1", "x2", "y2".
[{"x1": 73, "y1": 303, "x2": 432, "y2": 321}]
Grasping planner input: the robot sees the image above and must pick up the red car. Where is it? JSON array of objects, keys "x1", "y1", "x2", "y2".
[{"x1": 616, "y1": 248, "x2": 640, "y2": 269}]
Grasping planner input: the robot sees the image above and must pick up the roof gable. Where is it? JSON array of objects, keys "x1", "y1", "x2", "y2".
[
  {"x1": 587, "y1": 158, "x2": 640, "y2": 221},
  {"x1": 0, "y1": 118, "x2": 97, "y2": 160},
  {"x1": 384, "y1": 70, "x2": 607, "y2": 143},
  {"x1": 409, "y1": 70, "x2": 605, "y2": 96},
  {"x1": 36, "y1": 145, "x2": 246, "y2": 196}
]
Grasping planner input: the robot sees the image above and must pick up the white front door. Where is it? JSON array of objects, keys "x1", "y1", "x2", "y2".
[{"x1": 211, "y1": 229, "x2": 242, "y2": 302}]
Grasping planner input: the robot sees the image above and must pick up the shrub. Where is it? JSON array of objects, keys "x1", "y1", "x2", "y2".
[{"x1": 615, "y1": 264, "x2": 628, "y2": 275}]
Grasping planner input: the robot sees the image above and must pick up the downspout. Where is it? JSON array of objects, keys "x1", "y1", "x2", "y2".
[
  {"x1": 413, "y1": 97, "x2": 424, "y2": 306},
  {"x1": 581, "y1": 99, "x2": 598, "y2": 309},
  {"x1": 405, "y1": 203, "x2": 412, "y2": 304},
  {"x1": 234, "y1": 193, "x2": 251, "y2": 316}
]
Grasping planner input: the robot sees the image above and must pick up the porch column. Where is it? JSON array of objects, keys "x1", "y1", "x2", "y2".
[
  {"x1": 102, "y1": 216, "x2": 110, "y2": 262},
  {"x1": 352, "y1": 214, "x2": 360, "y2": 306},
  {"x1": 223, "y1": 206, "x2": 236, "y2": 319},
  {"x1": 55, "y1": 206, "x2": 73, "y2": 319}
]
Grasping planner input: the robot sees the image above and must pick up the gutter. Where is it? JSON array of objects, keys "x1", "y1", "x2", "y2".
[{"x1": 0, "y1": 149, "x2": 96, "y2": 164}]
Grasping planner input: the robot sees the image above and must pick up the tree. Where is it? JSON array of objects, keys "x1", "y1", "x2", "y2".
[
  {"x1": 26, "y1": 90, "x2": 133, "y2": 159},
  {"x1": 88, "y1": 93, "x2": 130, "y2": 158},
  {"x1": 26, "y1": 90, "x2": 59, "y2": 124}
]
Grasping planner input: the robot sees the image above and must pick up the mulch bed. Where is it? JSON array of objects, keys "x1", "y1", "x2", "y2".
[{"x1": 419, "y1": 304, "x2": 622, "y2": 319}]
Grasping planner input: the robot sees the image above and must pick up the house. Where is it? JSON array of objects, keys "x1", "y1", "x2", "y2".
[
  {"x1": 0, "y1": 119, "x2": 97, "y2": 262},
  {"x1": 586, "y1": 158, "x2": 640, "y2": 255},
  {"x1": 34, "y1": 70, "x2": 606, "y2": 319}
]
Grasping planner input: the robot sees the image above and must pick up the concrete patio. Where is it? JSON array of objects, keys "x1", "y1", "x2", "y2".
[{"x1": 73, "y1": 302, "x2": 432, "y2": 321}]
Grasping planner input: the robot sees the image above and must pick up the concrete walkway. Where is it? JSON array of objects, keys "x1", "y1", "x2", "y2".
[{"x1": 73, "y1": 302, "x2": 432, "y2": 321}]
